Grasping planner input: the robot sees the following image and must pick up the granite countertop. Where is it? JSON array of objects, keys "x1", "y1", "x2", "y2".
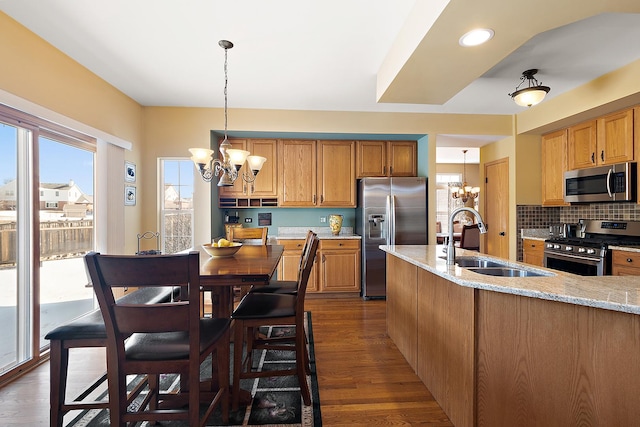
[
  {"x1": 274, "y1": 226, "x2": 361, "y2": 240},
  {"x1": 520, "y1": 228, "x2": 549, "y2": 240},
  {"x1": 380, "y1": 244, "x2": 640, "y2": 315}
]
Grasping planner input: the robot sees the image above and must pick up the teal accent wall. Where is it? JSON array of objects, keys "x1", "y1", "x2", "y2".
[
  {"x1": 417, "y1": 135, "x2": 430, "y2": 177},
  {"x1": 214, "y1": 207, "x2": 355, "y2": 237}
]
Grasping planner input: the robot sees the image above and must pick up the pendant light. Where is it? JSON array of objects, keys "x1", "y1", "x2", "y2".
[
  {"x1": 189, "y1": 40, "x2": 267, "y2": 186},
  {"x1": 509, "y1": 69, "x2": 551, "y2": 107},
  {"x1": 451, "y1": 150, "x2": 480, "y2": 202}
]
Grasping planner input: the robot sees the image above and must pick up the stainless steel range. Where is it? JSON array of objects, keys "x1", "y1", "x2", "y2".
[{"x1": 544, "y1": 219, "x2": 640, "y2": 276}]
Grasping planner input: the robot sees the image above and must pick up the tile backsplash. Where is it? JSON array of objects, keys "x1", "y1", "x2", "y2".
[{"x1": 516, "y1": 203, "x2": 640, "y2": 260}]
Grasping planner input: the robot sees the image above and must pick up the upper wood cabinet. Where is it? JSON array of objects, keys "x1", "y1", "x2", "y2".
[
  {"x1": 278, "y1": 139, "x2": 356, "y2": 207},
  {"x1": 567, "y1": 120, "x2": 598, "y2": 169},
  {"x1": 317, "y1": 140, "x2": 356, "y2": 207},
  {"x1": 567, "y1": 108, "x2": 634, "y2": 170},
  {"x1": 278, "y1": 140, "x2": 317, "y2": 207},
  {"x1": 597, "y1": 108, "x2": 634, "y2": 165},
  {"x1": 218, "y1": 139, "x2": 278, "y2": 198},
  {"x1": 356, "y1": 140, "x2": 417, "y2": 177},
  {"x1": 541, "y1": 130, "x2": 569, "y2": 206}
]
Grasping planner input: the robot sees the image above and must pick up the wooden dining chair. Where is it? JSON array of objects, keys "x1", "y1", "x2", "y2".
[
  {"x1": 231, "y1": 232, "x2": 320, "y2": 410},
  {"x1": 460, "y1": 224, "x2": 480, "y2": 251},
  {"x1": 85, "y1": 251, "x2": 230, "y2": 426},
  {"x1": 228, "y1": 226, "x2": 268, "y2": 245}
]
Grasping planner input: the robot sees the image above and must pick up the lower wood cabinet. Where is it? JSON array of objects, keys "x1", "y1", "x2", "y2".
[
  {"x1": 276, "y1": 238, "x2": 360, "y2": 294},
  {"x1": 611, "y1": 250, "x2": 640, "y2": 275},
  {"x1": 522, "y1": 238, "x2": 545, "y2": 267}
]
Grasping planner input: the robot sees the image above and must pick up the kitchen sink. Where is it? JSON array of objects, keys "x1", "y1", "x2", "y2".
[
  {"x1": 454, "y1": 257, "x2": 507, "y2": 268},
  {"x1": 465, "y1": 267, "x2": 551, "y2": 277}
]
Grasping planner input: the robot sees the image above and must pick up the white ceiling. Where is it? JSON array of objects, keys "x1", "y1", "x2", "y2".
[{"x1": 2, "y1": 0, "x2": 640, "y2": 164}]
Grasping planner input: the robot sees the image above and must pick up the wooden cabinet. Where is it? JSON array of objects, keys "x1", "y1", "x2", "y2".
[
  {"x1": 568, "y1": 120, "x2": 598, "y2": 169},
  {"x1": 541, "y1": 130, "x2": 569, "y2": 206},
  {"x1": 276, "y1": 239, "x2": 318, "y2": 292},
  {"x1": 597, "y1": 108, "x2": 634, "y2": 165},
  {"x1": 219, "y1": 139, "x2": 278, "y2": 206},
  {"x1": 356, "y1": 140, "x2": 417, "y2": 178},
  {"x1": 611, "y1": 250, "x2": 640, "y2": 275},
  {"x1": 278, "y1": 140, "x2": 317, "y2": 207},
  {"x1": 279, "y1": 140, "x2": 356, "y2": 207},
  {"x1": 317, "y1": 140, "x2": 356, "y2": 207},
  {"x1": 318, "y1": 239, "x2": 361, "y2": 293},
  {"x1": 276, "y1": 238, "x2": 360, "y2": 294},
  {"x1": 522, "y1": 238, "x2": 545, "y2": 267},
  {"x1": 567, "y1": 108, "x2": 634, "y2": 170}
]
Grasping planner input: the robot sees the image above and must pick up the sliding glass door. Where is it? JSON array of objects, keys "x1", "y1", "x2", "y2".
[
  {"x1": 0, "y1": 107, "x2": 96, "y2": 379},
  {"x1": 38, "y1": 135, "x2": 95, "y2": 349}
]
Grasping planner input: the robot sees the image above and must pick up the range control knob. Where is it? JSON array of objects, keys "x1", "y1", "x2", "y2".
[
  {"x1": 586, "y1": 248, "x2": 596, "y2": 255},
  {"x1": 565, "y1": 246, "x2": 573, "y2": 251},
  {"x1": 553, "y1": 244, "x2": 561, "y2": 250},
  {"x1": 578, "y1": 247, "x2": 586, "y2": 253}
]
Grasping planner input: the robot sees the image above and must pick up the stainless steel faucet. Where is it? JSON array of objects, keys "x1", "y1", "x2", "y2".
[{"x1": 446, "y1": 207, "x2": 488, "y2": 265}]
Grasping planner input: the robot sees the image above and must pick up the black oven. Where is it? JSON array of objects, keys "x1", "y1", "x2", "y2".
[{"x1": 543, "y1": 247, "x2": 607, "y2": 276}]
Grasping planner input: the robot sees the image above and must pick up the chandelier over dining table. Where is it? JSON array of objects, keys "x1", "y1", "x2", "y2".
[
  {"x1": 451, "y1": 149, "x2": 480, "y2": 203},
  {"x1": 189, "y1": 40, "x2": 267, "y2": 186}
]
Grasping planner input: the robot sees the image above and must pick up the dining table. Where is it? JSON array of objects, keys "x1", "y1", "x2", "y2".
[
  {"x1": 194, "y1": 243, "x2": 284, "y2": 318},
  {"x1": 186, "y1": 243, "x2": 284, "y2": 405}
]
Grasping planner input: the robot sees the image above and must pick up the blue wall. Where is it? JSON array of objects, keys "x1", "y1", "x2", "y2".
[{"x1": 216, "y1": 207, "x2": 355, "y2": 237}]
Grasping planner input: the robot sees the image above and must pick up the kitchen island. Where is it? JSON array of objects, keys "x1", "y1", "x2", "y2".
[{"x1": 381, "y1": 245, "x2": 640, "y2": 427}]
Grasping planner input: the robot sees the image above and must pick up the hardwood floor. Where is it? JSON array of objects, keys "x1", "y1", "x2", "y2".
[{"x1": 0, "y1": 298, "x2": 453, "y2": 426}]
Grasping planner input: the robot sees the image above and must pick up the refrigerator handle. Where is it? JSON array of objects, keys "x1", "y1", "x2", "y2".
[{"x1": 387, "y1": 194, "x2": 396, "y2": 245}]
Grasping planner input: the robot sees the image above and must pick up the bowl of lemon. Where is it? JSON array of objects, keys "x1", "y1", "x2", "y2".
[{"x1": 202, "y1": 238, "x2": 242, "y2": 258}]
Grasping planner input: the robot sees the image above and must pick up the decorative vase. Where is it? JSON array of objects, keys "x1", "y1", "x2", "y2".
[{"x1": 328, "y1": 214, "x2": 343, "y2": 235}]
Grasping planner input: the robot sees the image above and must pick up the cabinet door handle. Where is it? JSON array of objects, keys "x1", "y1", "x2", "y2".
[
  {"x1": 383, "y1": 166, "x2": 386, "y2": 175},
  {"x1": 499, "y1": 232, "x2": 506, "y2": 236},
  {"x1": 627, "y1": 258, "x2": 633, "y2": 263},
  {"x1": 591, "y1": 152, "x2": 595, "y2": 163},
  {"x1": 601, "y1": 150, "x2": 604, "y2": 162},
  {"x1": 313, "y1": 195, "x2": 317, "y2": 204}
]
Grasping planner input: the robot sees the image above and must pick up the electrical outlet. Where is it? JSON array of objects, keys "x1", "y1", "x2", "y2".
[
  {"x1": 244, "y1": 218, "x2": 252, "y2": 223},
  {"x1": 320, "y1": 216, "x2": 326, "y2": 223}
]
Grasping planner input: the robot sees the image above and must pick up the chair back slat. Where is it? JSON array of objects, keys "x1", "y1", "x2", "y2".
[
  {"x1": 229, "y1": 227, "x2": 268, "y2": 245},
  {"x1": 113, "y1": 303, "x2": 189, "y2": 334}
]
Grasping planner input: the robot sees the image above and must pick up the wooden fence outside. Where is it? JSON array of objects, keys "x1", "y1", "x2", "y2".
[{"x1": 0, "y1": 220, "x2": 93, "y2": 266}]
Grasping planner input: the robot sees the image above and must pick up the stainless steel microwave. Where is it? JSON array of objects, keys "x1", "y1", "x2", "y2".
[{"x1": 564, "y1": 162, "x2": 637, "y2": 203}]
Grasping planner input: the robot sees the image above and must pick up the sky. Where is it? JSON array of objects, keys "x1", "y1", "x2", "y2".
[{"x1": 1, "y1": 123, "x2": 94, "y2": 195}]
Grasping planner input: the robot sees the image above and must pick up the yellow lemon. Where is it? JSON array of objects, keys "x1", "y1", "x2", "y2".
[
  {"x1": 211, "y1": 242, "x2": 218, "y2": 247},
  {"x1": 218, "y1": 238, "x2": 230, "y2": 247}
]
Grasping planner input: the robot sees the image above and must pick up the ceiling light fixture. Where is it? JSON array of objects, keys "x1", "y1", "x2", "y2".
[
  {"x1": 459, "y1": 28, "x2": 494, "y2": 47},
  {"x1": 190, "y1": 40, "x2": 266, "y2": 186},
  {"x1": 451, "y1": 150, "x2": 480, "y2": 203},
  {"x1": 509, "y1": 69, "x2": 551, "y2": 107}
]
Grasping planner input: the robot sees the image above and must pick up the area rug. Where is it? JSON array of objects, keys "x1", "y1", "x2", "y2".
[{"x1": 66, "y1": 312, "x2": 321, "y2": 426}]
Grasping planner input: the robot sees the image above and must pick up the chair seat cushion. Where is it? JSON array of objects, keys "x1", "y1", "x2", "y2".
[
  {"x1": 44, "y1": 286, "x2": 176, "y2": 341},
  {"x1": 249, "y1": 279, "x2": 298, "y2": 294},
  {"x1": 125, "y1": 318, "x2": 230, "y2": 361},
  {"x1": 232, "y1": 293, "x2": 296, "y2": 319}
]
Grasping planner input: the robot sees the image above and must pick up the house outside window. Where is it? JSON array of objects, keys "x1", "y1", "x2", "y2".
[{"x1": 159, "y1": 159, "x2": 194, "y2": 254}]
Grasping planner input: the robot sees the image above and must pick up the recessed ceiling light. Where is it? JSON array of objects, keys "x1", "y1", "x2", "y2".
[{"x1": 459, "y1": 28, "x2": 494, "y2": 47}]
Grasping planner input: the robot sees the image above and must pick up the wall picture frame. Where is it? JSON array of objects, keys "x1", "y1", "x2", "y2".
[
  {"x1": 125, "y1": 161, "x2": 136, "y2": 182},
  {"x1": 124, "y1": 185, "x2": 136, "y2": 206}
]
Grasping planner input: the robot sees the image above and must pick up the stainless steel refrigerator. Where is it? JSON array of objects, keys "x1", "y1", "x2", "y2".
[{"x1": 356, "y1": 177, "x2": 428, "y2": 299}]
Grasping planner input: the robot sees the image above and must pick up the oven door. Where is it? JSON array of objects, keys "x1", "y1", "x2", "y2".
[{"x1": 544, "y1": 251, "x2": 606, "y2": 276}]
